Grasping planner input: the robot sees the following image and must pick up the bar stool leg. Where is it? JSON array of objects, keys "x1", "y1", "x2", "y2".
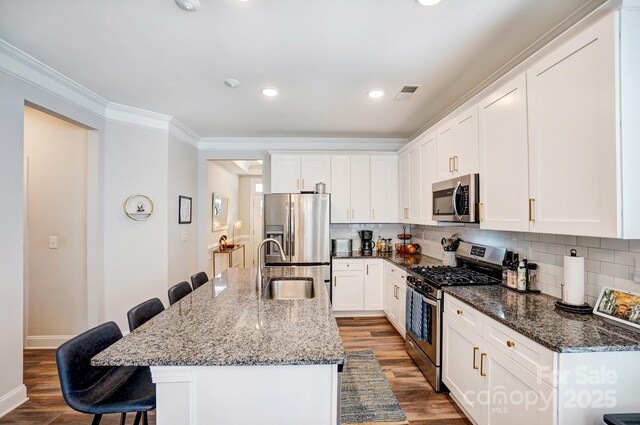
[
  {"x1": 143, "y1": 411, "x2": 149, "y2": 425},
  {"x1": 133, "y1": 411, "x2": 142, "y2": 425},
  {"x1": 91, "y1": 414, "x2": 102, "y2": 425},
  {"x1": 119, "y1": 412, "x2": 127, "y2": 425}
]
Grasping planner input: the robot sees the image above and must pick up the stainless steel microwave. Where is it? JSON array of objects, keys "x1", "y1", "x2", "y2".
[{"x1": 432, "y1": 174, "x2": 480, "y2": 223}]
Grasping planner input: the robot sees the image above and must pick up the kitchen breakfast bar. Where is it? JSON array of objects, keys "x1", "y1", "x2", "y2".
[{"x1": 92, "y1": 267, "x2": 346, "y2": 425}]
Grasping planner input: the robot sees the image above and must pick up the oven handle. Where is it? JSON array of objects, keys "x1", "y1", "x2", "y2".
[
  {"x1": 422, "y1": 296, "x2": 437, "y2": 307},
  {"x1": 452, "y1": 181, "x2": 462, "y2": 221}
]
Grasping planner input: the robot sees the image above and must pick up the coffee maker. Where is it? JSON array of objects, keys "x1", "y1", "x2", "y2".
[{"x1": 358, "y1": 230, "x2": 374, "y2": 256}]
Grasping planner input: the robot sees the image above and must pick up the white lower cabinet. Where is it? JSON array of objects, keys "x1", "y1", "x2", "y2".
[
  {"x1": 443, "y1": 303, "x2": 555, "y2": 425},
  {"x1": 385, "y1": 265, "x2": 406, "y2": 338},
  {"x1": 332, "y1": 259, "x2": 383, "y2": 312}
]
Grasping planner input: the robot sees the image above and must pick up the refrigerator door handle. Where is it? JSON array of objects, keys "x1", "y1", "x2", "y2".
[
  {"x1": 283, "y1": 201, "x2": 290, "y2": 257},
  {"x1": 290, "y1": 202, "x2": 296, "y2": 257}
]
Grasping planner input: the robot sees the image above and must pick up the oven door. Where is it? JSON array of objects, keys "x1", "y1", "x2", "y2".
[
  {"x1": 432, "y1": 174, "x2": 478, "y2": 223},
  {"x1": 406, "y1": 290, "x2": 441, "y2": 366}
]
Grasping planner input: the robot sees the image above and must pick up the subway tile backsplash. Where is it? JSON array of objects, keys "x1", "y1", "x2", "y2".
[{"x1": 330, "y1": 223, "x2": 640, "y2": 305}]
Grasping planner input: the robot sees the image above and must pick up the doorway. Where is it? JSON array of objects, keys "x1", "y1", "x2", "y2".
[{"x1": 23, "y1": 106, "x2": 89, "y2": 349}]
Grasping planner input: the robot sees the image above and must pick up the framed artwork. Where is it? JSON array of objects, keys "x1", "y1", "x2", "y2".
[
  {"x1": 594, "y1": 287, "x2": 640, "y2": 331},
  {"x1": 124, "y1": 194, "x2": 154, "y2": 221},
  {"x1": 179, "y1": 196, "x2": 192, "y2": 224},
  {"x1": 212, "y1": 192, "x2": 229, "y2": 231}
]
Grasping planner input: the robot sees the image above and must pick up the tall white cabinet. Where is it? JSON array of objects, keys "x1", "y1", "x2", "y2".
[
  {"x1": 478, "y1": 73, "x2": 530, "y2": 232},
  {"x1": 270, "y1": 154, "x2": 331, "y2": 193}
]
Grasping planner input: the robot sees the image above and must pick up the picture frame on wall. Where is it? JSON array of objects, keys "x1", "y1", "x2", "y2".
[
  {"x1": 593, "y1": 286, "x2": 640, "y2": 331},
  {"x1": 179, "y1": 195, "x2": 192, "y2": 224}
]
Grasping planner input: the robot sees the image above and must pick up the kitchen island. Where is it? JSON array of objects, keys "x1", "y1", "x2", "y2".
[{"x1": 92, "y1": 266, "x2": 345, "y2": 425}]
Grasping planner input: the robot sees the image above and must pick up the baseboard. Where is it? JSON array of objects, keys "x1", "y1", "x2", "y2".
[
  {"x1": 25, "y1": 334, "x2": 74, "y2": 349},
  {"x1": 333, "y1": 310, "x2": 386, "y2": 318},
  {"x1": 0, "y1": 385, "x2": 28, "y2": 419}
]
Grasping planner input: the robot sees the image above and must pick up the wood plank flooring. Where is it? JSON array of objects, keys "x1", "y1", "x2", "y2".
[
  {"x1": 1, "y1": 317, "x2": 469, "y2": 424},
  {"x1": 337, "y1": 317, "x2": 471, "y2": 425}
]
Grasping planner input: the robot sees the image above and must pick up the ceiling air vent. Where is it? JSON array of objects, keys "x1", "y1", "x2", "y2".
[{"x1": 395, "y1": 85, "x2": 422, "y2": 100}]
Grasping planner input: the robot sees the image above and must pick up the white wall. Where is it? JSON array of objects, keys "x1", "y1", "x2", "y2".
[
  {"x1": 103, "y1": 120, "x2": 169, "y2": 329},
  {"x1": 0, "y1": 70, "x2": 105, "y2": 417},
  {"x1": 24, "y1": 106, "x2": 88, "y2": 348},
  {"x1": 167, "y1": 133, "x2": 199, "y2": 286}
]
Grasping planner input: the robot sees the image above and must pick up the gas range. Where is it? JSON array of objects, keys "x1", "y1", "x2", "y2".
[{"x1": 407, "y1": 242, "x2": 506, "y2": 299}]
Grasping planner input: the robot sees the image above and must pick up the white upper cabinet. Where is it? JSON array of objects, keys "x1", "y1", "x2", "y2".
[
  {"x1": 270, "y1": 154, "x2": 330, "y2": 193},
  {"x1": 270, "y1": 155, "x2": 301, "y2": 193},
  {"x1": 300, "y1": 156, "x2": 331, "y2": 192},
  {"x1": 330, "y1": 155, "x2": 350, "y2": 223},
  {"x1": 436, "y1": 106, "x2": 479, "y2": 182},
  {"x1": 370, "y1": 155, "x2": 398, "y2": 223},
  {"x1": 331, "y1": 154, "x2": 397, "y2": 224},
  {"x1": 478, "y1": 73, "x2": 530, "y2": 232},
  {"x1": 418, "y1": 132, "x2": 437, "y2": 225},
  {"x1": 527, "y1": 14, "x2": 618, "y2": 238},
  {"x1": 349, "y1": 155, "x2": 371, "y2": 223},
  {"x1": 399, "y1": 152, "x2": 410, "y2": 223},
  {"x1": 408, "y1": 147, "x2": 420, "y2": 223}
]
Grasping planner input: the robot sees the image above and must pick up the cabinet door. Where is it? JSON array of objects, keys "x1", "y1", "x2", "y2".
[
  {"x1": 436, "y1": 121, "x2": 456, "y2": 181},
  {"x1": 454, "y1": 106, "x2": 479, "y2": 176},
  {"x1": 482, "y1": 344, "x2": 555, "y2": 425},
  {"x1": 479, "y1": 73, "x2": 530, "y2": 232},
  {"x1": 300, "y1": 155, "x2": 331, "y2": 192},
  {"x1": 370, "y1": 155, "x2": 397, "y2": 223},
  {"x1": 382, "y1": 262, "x2": 394, "y2": 314},
  {"x1": 419, "y1": 132, "x2": 437, "y2": 225},
  {"x1": 399, "y1": 152, "x2": 411, "y2": 223},
  {"x1": 270, "y1": 155, "x2": 301, "y2": 193},
  {"x1": 349, "y1": 156, "x2": 371, "y2": 223},
  {"x1": 332, "y1": 271, "x2": 364, "y2": 311},
  {"x1": 330, "y1": 156, "x2": 350, "y2": 223},
  {"x1": 442, "y1": 314, "x2": 485, "y2": 423},
  {"x1": 408, "y1": 147, "x2": 420, "y2": 223},
  {"x1": 364, "y1": 260, "x2": 383, "y2": 310},
  {"x1": 527, "y1": 15, "x2": 618, "y2": 237}
]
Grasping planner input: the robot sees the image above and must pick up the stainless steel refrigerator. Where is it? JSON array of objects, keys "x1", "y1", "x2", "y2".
[{"x1": 264, "y1": 193, "x2": 331, "y2": 292}]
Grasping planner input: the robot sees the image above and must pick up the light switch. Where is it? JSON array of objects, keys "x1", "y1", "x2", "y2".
[
  {"x1": 49, "y1": 236, "x2": 58, "y2": 249},
  {"x1": 181, "y1": 232, "x2": 188, "y2": 242}
]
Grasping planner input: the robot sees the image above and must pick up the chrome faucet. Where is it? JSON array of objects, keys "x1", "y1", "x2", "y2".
[{"x1": 256, "y1": 238, "x2": 287, "y2": 292}]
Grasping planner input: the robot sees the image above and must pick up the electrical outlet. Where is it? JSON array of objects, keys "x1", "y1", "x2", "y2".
[{"x1": 49, "y1": 236, "x2": 58, "y2": 249}]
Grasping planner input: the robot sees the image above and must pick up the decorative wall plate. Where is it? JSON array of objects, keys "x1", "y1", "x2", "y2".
[{"x1": 124, "y1": 194, "x2": 155, "y2": 221}]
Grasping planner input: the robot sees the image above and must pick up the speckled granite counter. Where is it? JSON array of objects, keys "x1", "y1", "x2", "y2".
[
  {"x1": 443, "y1": 285, "x2": 640, "y2": 353},
  {"x1": 332, "y1": 251, "x2": 443, "y2": 268},
  {"x1": 92, "y1": 266, "x2": 346, "y2": 367}
]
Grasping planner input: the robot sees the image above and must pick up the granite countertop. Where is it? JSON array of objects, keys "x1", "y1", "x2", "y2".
[
  {"x1": 92, "y1": 266, "x2": 346, "y2": 367},
  {"x1": 332, "y1": 251, "x2": 443, "y2": 268},
  {"x1": 443, "y1": 286, "x2": 640, "y2": 353}
]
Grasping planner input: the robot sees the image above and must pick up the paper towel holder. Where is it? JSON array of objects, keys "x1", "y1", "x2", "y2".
[{"x1": 555, "y1": 249, "x2": 593, "y2": 314}]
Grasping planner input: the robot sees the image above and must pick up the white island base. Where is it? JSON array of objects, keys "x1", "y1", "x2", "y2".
[{"x1": 151, "y1": 364, "x2": 340, "y2": 425}]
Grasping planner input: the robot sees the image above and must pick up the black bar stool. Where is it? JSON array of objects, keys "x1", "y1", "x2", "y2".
[
  {"x1": 56, "y1": 322, "x2": 155, "y2": 425},
  {"x1": 168, "y1": 281, "x2": 193, "y2": 305},
  {"x1": 191, "y1": 271, "x2": 209, "y2": 290},
  {"x1": 604, "y1": 414, "x2": 640, "y2": 425},
  {"x1": 127, "y1": 298, "x2": 164, "y2": 332}
]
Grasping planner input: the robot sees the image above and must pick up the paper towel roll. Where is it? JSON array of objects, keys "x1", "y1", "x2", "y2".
[{"x1": 563, "y1": 252, "x2": 585, "y2": 305}]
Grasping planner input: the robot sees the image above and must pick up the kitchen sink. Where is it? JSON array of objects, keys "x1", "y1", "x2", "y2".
[{"x1": 267, "y1": 277, "x2": 315, "y2": 300}]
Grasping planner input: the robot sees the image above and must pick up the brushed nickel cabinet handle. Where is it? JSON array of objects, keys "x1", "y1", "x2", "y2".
[
  {"x1": 480, "y1": 353, "x2": 487, "y2": 377},
  {"x1": 366, "y1": 264, "x2": 369, "y2": 275},
  {"x1": 334, "y1": 276, "x2": 337, "y2": 287},
  {"x1": 473, "y1": 347, "x2": 479, "y2": 370},
  {"x1": 449, "y1": 157, "x2": 453, "y2": 172},
  {"x1": 454, "y1": 155, "x2": 459, "y2": 172}
]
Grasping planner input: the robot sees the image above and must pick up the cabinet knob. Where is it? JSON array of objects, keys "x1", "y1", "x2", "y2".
[
  {"x1": 457, "y1": 309, "x2": 463, "y2": 315},
  {"x1": 506, "y1": 340, "x2": 516, "y2": 348}
]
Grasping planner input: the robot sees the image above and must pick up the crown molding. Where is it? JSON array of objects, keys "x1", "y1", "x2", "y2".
[
  {"x1": 199, "y1": 137, "x2": 407, "y2": 152},
  {"x1": 0, "y1": 39, "x2": 108, "y2": 117},
  {"x1": 104, "y1": 102, "x2": 173, "y2": 130},
  {"x1": 169, "y1": 119, "x2": 200, "y2": 148}
]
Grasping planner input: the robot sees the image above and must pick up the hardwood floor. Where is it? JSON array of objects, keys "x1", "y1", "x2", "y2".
[
  {"x1": 1, "y1": 317, "x2": 469, "y2": 424},
  {"x1": 337, "y1": 317, "x2": 471, "y2": 425}
]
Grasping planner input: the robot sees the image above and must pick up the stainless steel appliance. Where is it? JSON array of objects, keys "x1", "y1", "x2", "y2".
[
  {"x1": 432, "y1": 173, "x2": 480, "y2": 223},
  {"x1": 405, "y1": 242, "x2": 506, "y2": 392},
  {"x1": 331, "y1": 239, "x2": 352, "y2": 253},
  {"x1": 264, "y1": 193, "x2": 331, "y2": 292}
]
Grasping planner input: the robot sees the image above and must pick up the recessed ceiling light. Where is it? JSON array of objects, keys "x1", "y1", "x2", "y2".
[
  {"x1": 368, "y1": 89, "x2": 385, "y2": 98},
  {"x1": 224, "y1": 79, "x2": 240, "y2": 88},
  {"x1": 175, "y1": 0, "x2": 200, "y2": 11},
  {"x1": 262, "y1": 87, "x2": 279, "y2": 97},
  {"x1": 416, "y1": 0, "x2": 442, "y2": 5}
]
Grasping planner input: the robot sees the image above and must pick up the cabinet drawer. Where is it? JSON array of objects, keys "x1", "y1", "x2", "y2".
[
  {"x1": 444, "y1": 295, "x2": 484, "y2": 336},
  {"x1": 483, "y1": 316, "x2": 557, "y2": 387},
  {"x1": 332, "y1": 259, "x2": 363, "y2": 271}
]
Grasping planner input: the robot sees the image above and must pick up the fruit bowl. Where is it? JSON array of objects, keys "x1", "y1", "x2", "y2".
[{"x1": 398, "y1": 233, "x2": 412, "y2": 240}]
